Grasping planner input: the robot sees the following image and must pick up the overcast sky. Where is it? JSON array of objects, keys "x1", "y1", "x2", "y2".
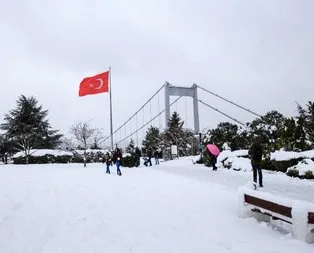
[{"x1": 1, "y1": 0, "x2": 313, "y2": 145}]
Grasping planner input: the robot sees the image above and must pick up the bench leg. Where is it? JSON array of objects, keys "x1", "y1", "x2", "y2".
[
  {"x1": 292, "y1": 202, "x2": 314, "y2": 243},
  {"x1": 238, "y1": 189, "x2": 253, "y2": 218}
]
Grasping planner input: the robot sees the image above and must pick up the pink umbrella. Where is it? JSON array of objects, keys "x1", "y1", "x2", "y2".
[{"x1": 207, "y1": 144, "x2": 220, "y2": 157}]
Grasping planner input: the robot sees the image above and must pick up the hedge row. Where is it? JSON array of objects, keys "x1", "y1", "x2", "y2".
[
  {"x1": 286, "y1": 168, "x2": 314, "y2": 179},
  {"x1": 121, "y1": 155, "x2": 140, "y2": 167},
  {"x1": 261, "y1": 158, "x2": 305, "y2": 173},
  {"x1": 12, "y1": 153, "x2": 141, "y2": 168},
  {"x1": 13, "y1": 155, "x2": 74, "y2": 164}
]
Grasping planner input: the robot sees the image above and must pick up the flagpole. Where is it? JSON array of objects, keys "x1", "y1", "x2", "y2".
[{"x1": 109, "y1": 67, "x2": 114, "y2": 151}]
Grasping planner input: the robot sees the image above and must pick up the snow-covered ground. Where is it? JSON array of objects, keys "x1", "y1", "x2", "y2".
[
  {"x1": 162, "y1": 156, "x2": 314, "y2": 203},
  {"x1": 0, "y1": 158, "x2": 313, "y2": 252}
]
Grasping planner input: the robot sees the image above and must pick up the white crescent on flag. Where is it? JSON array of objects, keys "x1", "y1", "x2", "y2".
[{"x1": 94, "y1": 78, "x2": 104, "y2": 89}]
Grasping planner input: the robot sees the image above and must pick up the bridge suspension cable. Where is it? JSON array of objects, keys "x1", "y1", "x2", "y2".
[
  {"x1": 116, "y1": 96, "x2": 182, "y2": 145},
  {"x1": 198, "y1": 99, "x2": 245, "y2": 126},
  {"x1": 196, "y1": 84, "x2": 261, "y2": 117},
  {"x1": 103, "y1": 84, "x2": 165, "y2": 144}
]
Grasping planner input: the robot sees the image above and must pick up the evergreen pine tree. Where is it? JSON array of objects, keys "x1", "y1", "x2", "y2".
[
  {"x1": 204, "y1": 122, "x2": 250, "y2": 150},
  {"x1": 249, "y1": 110, "x2": 285, "y2": 151},
  {"x1": 204, "y1": 122, "x2": 238, "y2": 150},
  {"x1": 142, "y1": 126, "x2": 161, "y2": 153},
  {"x1": 0, "y1": 95, "x2": 63, "y2": 163},
  {"x1": 126, "y1": 139, "x2": 135, "y2": 154},
  {"x1": 123, "y1": 139, "x2": 141, "y2": 167},
  {"x1": 294, "y1": 116, "x2": 308, "y2": 150},
  {"x1": 280, "y1": 117, "x2": 297, "y2": 150},
  {"x1": 162, "y1": 112, "x2": 194, "y2": 156},
  {"x1": 297, "y1": 101, "x2": 314, "y2": 148}
]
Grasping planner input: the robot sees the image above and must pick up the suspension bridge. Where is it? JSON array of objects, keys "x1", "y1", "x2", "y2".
[{"x1": 103, "y1": 82, "x2": 261, "y2": 150}]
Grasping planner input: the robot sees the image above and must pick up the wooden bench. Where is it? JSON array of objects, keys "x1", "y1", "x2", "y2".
[{"x1": 238, "y1": 187, "x2": 314, "y2": 243}]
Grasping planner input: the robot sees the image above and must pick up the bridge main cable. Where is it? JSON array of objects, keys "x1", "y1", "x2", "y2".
[
  {"x1": 116, "y1": 96, "x2": 182, "y2": 145},
  {"x1": 103, "y1": 83, "x2": 166, "y2": 143},
  {"x1": 198, "y1": 99, "x2": 245, "y2": 126},
  {"x1": 196, "y1": 84, "x2": 262, "y2": 118}
]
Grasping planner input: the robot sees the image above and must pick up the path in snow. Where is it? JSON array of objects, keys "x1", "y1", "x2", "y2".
[
  {"x1": 0, "y1": 162, "x2": 313, "y2": 253},
  {"x1": 154, "y1": 156, "x2": 314, "y2": 203}
]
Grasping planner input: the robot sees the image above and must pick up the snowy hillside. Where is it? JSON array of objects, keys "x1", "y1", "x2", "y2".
[{"x1": 0, "y1": 157, "x2": 313, "y2": 252}]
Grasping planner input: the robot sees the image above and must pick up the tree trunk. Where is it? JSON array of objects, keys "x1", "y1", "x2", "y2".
[{"x1": 84, "y1": 150, "x2": 87, "y2": 167}]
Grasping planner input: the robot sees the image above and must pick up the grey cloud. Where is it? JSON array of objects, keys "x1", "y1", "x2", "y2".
[{"x1": 1, "y1": 0, "x2": 313, "y2": 141}]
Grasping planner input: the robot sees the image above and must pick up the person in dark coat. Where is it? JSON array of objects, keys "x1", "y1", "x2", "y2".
[
  {"x1": 105, "y1": 152, "x2": 112, "y2": 174},
  {"x1": 147, "y1": 148, "x2": 153, "y2": 166},
  {"x1": 248, "y1": 138, "x2": 264, "y2": 187},
  {"x1": 211, "y1": 153, "x2": 218, "y2": 171},
  {"x1": 154, "y1": 149, "x2": 160, "y2": 165},
  {"x1": 115, "y1": 148, "x2": 123, "y2": 176}
]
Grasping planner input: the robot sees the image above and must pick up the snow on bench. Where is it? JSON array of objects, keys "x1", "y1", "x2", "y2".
[{"x1": 238, "y1": 185, "x2": 314, "y2": 243}]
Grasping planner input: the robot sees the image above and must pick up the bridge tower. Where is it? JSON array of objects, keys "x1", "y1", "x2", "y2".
[{"x1": 164, "y1": 82, "x2": 200, "y2": 133}]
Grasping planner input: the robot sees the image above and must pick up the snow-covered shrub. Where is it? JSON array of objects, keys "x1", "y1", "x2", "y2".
[
  {"x1": 71, "y1": 154, "x2": 86, "y2": 163},
  {"x1": 121, "y1": 155, "x2": 140, "y2": 167},
  {"x1": 286, "y1": 159, "x2": 314, "y2": 179},
  {"x1": 265, "y1": 150, "x2": 314, "y2": 173},
  {"x1": 222, "y1": 143, "x2": 231, "y2": 151},
  {"x1": 304, "y1": 170, "x2": 314, "y2": 179},
  {"x1": 13, "y1": 154, "x2": 74, "y2": 164},
  {"x1": 216, "y1": 150, "x2": 252, "y2": 171},
  {"x1": 263, "y1": 158, "x2": 302, "y2": 173},
  {"x1": 12, "y1": 149, "x2": 108, "y2": 164},
  {"x1": 286, "y1": 168, "x2": 300, "y2": 178}
]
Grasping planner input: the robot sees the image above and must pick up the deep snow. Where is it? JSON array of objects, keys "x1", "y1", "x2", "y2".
[{"x1": 0, "y1": 157, "x2": 313, "y2": 253}]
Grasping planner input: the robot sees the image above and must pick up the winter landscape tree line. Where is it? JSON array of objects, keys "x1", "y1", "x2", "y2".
[{"x1": 0, "y1": 95, "x2": 313, "y2": 172}]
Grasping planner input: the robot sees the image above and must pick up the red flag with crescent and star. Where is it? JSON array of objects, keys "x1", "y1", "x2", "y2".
[{"x1": 79, "y1": 71, "x2": 109, "y2": 96}]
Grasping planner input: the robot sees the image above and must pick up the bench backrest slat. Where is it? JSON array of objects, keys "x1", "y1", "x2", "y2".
[
  {"x1": 244, "y1": 194, "x2": 292, "y2": 218},
  {"x1": 244, "y1": 194, "x2": 314, "y2": 224},
  {"x1": 309, "y1": 213, "x2": 314, "y2": 224}
]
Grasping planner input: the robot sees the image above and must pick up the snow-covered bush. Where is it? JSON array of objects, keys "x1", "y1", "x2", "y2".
[
  {"x1": 121, "y1": 155, "x2": 140, "y2": 167},
  {"x1": 216, "y1": 150, "x2": 252, "y2": 171},
  {"x1": 263, "y1": 150, "x2": 314, "y2": 173},
  {"x1": 286, "y1": 168, "x2": 300, "y2": 178},
  {"x1": 211, "y1": 148, "x2": 314, "y2": 179},
  {"x1": 286, "y1": 159, "x2": 314, "y2": 179},
  {"x1": 304, "y1": 170, "x2": 314, "y2": 179},
  {"x1": 263, "y1": 159, "x2": 302, "y2": 173},
  {"x1": 13, "y1": 154, "x2": 73, "y2": 164},
  {"x1": 12, "y1": 149, "x2": 108, "y2": 164},
  {"x1": 12, "y1": 149, "x2": 73, "y2": 164}
]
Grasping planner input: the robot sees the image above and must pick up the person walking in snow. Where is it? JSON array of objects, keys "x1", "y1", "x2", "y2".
[
  {"x1": 105, "y1": 152, "x2": 112, "y2": 174},
  {"x1": 154, "y1": 149, "x2": 160, "y2": 165},
  {"x1": 208, "y1": 152, "x2": 218, "y2": 171},
  {"x1": 248, "y1": 138, "x2": 264, "y2": 187},
  {"x1": 114, "y1": 148, "x2": 123, "y2": 176},
  {"x1": 147, "y1": 148, "x2": 153, "y2": 166}
]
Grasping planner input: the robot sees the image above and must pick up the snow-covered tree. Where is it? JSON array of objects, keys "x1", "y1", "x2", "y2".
[
  {"x1": 280, "y1": 117, "x2": 297, "y2": 150},
  {"x1": 278, "y1": 117, "x2": 309, "y2": 151},
  {"x1": 70, "y1": 121, "x2": 97, "y2": 166},
  {"x1": 162, "y1": 112, "x2": 196, "y2": 156},
  {"x1": 0, "y1": 95, "x2": 62, "y2": 164},
  {"x1": 293, "y1": 116, "x2": 309, "y2": 150},
  {"x1": 249, "y1": 110, "x2": 285, "y2": 151},
  {"x1": 203, "y1": 122, "x2": 249, "y2": 151},
  {"x1": 297, "y1": 101, "x2": 314, "y2": 148},
  {"x1": 126, "y1": 139, "x2": 135, "y2": 154},
  {"x1": 123, "y1": 139, "x2": 141, "y2": 167},
  {"x1": 90, "y1": 129, "x2": 106, "y2": 149},
  {"x1": 142, "y1": 126, "x2": 161, "y2": 153}
]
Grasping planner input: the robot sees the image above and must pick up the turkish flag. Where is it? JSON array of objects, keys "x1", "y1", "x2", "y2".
[{"x1": 79, "y1": 71, "x2": 109, "y2": 96}]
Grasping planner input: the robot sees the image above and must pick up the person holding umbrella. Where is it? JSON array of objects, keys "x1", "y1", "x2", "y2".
[{"x1": 207, "y1": 144, "x2": 220, "y2": 171}]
